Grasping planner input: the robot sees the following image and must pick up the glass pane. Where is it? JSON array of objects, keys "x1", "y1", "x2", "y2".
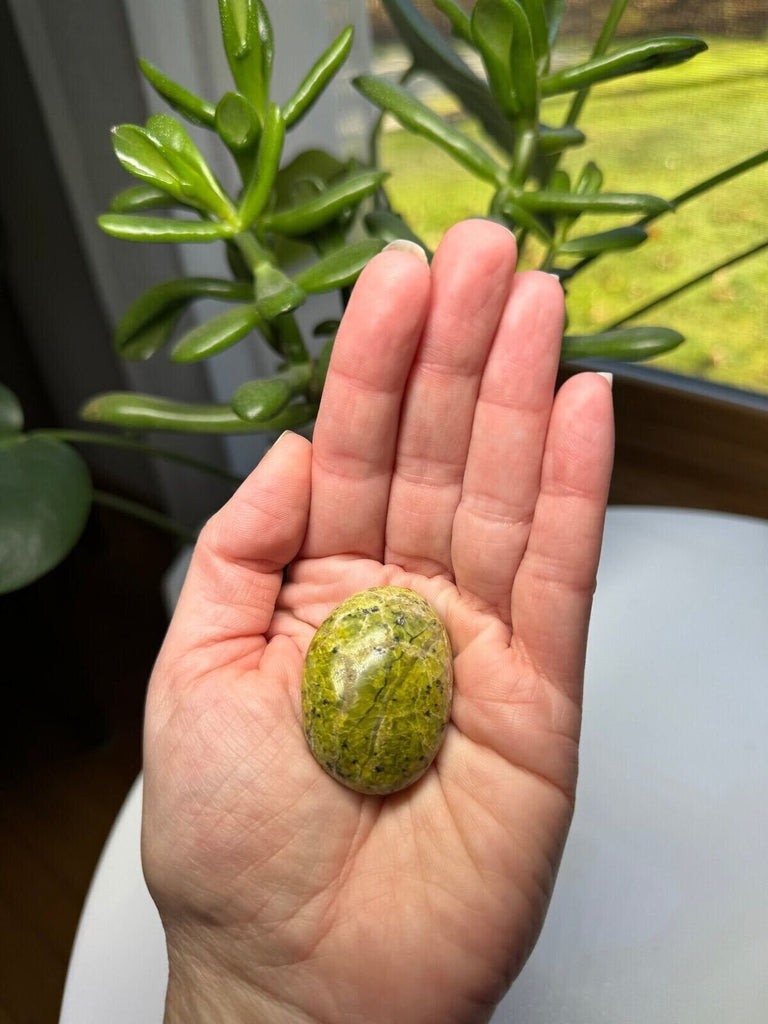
[{"x1": 366, "y1": 2, "x2": 768, "y2": 395}]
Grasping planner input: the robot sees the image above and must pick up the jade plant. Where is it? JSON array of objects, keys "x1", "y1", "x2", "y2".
[{"x1": 1, "y1": 0, "x2": 766, "y2": 594}]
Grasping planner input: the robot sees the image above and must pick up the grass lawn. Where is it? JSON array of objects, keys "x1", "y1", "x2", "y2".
[{"x1": 378, "y1": 38, "x2": 768, "y2": 394}]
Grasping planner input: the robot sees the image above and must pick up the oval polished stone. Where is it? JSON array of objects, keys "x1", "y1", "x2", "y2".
[{"x1": 302, "y1": 586, "x2": 454, "y2": 795}]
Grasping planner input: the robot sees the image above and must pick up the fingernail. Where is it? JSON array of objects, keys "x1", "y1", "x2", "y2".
[
  {"x1": 547, "y1": 272, "x2": 562, "y2": 284},
  {"x1": 596, "y1": 371, "x2": 614, "y2": 389},
  {"x1": 274, "y1": 429, "x2": 294, "y2": 445},
  {"x1": 382, "y1": 239, "x2": 429, "y2": 264}
]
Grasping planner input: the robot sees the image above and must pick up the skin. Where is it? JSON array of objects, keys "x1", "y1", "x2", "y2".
[{"x1": 142, "y1": 219, "x2": 615, "y2": 1024}]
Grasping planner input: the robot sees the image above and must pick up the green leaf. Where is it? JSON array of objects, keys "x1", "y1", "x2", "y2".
[
  {"x1": 109, "y1": 185, "x2": 182, "y2": 213},
  {"x1": 232, "y1": 378, "x2": 291, "y2": 422},
  {"x1": 512, "y1": 190, "x2": 672, "y2": 216},
  {"x1": 559, "y1": 226, "x2": 647, "y2": 256},
  {"x1": 218, "y1": 0, "x2": 274, "y2": 114},
  {"x1": 144, "y1": 114, "x2": 235, "y2": 221},
  {"x1": 381, "y1": 0, "x2": 516, "y2": 153},
  {"x1": 0, "y1": 436, "x2": 92, "y2": 594},
  {"x1": 254, "y1": 263, "x2": 306, "y2": 320},
  {"x1": 215, "y1": 91, "x2": 262, "y2": 152},
  {"x1": 261, "y1": 168, "x2": 388, "y2": 235},
  {"x1": 495, "y1": 194, "x2": 553, "y2": 243},
  {"x1": 293, "y1": 240, "x2": 384, "y2": 294},
  {"x1": 355, "y1": 76, "x2": 504, "y2": 186},
  {"x1": 275, "y1": 149, "x2": 349, "y2": 207},
  {"x1": 171, "y1": 303, "x2": 263, "y2": 363},
  {"x1": 138, "y1": 58, "x2": 216, "y2": 128},
  {"x1": 238, "y1": 103, "x2": 285, "y2": 229},
  {"x1": 537, "y1": 124, "x2": 585, "y2": 154},
  {"x1": 232, "y1": 362, "x2": 312, "y2": 422},
  {"x1": 432, "y1": 0, "x2": 473, "y2": 43},
  {"x1": 517, "y1": 0, "x2": 549, "y2": 71},
  {"x1": 0, "y1": 383, "x2": 24, "y2": 435},
  {"x1": 575, "y1": 160, "x2": 604, "y2": 195},
  {"x1": 111, "y1": 119, "x2": 234, "y2": 221},
  {"x1": 364, "y1": 209, "x2": 429, "y2": 252},
  {"x1": 80, "y1": 392, "x2": 317, "y2": 434},
  {"x1": 470, "y1": 0, "x2": 540, "y2": 119},
  {"x1": 561, "y1": 326, "x2": 684, "y2": 362},
  {"x1": 508, "y1": 1, "x2": 539, "y2": 119},
  {"x1": 541, "y1": 36, "x2": 707, "y2": 96},
  {"x1": 98, "y1": 213, "x2": 235, "y2": 242},
  {"x1": 115, "y1": 277, "x2": 254, "y2": 359},
  {"x1": 283, "y1": 26, "x2": 354, "y2": 129},
  {"x1": 110, "y1": 124, "x2": 182, "y2": 192},
  {"x1": 471, "y1": 0, "x2": 518, "y2": 116}
]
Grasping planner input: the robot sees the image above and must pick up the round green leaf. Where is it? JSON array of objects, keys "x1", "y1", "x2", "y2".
[
  {"x1": 215, "y1": 91, "x2": 262, "y2": 152},
  {"x1": 232, "y1": 378, "x2": 292, "y2": 421},
  {"x1": 0, "y1": 436, "x2": 92, "y2": 594},
  {"x1": 0, "y1": 383, "x2": 24, "y2": 435}
]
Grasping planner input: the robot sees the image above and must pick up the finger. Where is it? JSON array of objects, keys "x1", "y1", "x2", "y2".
[
  {"x1": 451, "y1": 271, "x2": 564, "y2": 621},
  {"x1": 384, "y1": 219, "x2": 518, "y2": 576},
  {"x1": 301, "y1": 246, "x2": 431, "y2": 560},
  {"x1": 510, "y1": 373, "x2": 614, "y2": 701},
  {"x1": 167, "y1": 431, "x2": 312, "y2": 653}
]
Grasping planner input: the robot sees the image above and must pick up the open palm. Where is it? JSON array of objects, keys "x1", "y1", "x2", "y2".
[{"x1": 142, "y1": 220, "x2": 614, "y2": 1024}]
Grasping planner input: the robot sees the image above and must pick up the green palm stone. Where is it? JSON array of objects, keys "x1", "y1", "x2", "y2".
[{"x1": 302, "y1": 586, "x2": 454, "y2": 796}]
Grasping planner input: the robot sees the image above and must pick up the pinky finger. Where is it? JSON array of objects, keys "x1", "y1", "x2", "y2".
[{"x1": 510, "y1": 373, "x2": 614, "y2": 703}]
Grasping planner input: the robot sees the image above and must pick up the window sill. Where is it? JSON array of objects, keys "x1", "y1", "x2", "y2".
[{"x1": 561, "y1": 363, "x2": 768, "y2": 520}]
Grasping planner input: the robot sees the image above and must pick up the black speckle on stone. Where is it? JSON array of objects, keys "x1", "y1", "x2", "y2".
[{"x1": 331, "y1": 646, "x2": 339, "y2": 654}]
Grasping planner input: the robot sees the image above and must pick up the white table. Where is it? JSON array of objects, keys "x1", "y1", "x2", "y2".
[{"x1": 60, "y1": 507, "x2": 768, "y2": 1023}]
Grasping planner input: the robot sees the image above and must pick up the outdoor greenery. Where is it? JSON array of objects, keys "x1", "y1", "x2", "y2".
[
  {"x1": 381, "y1": 36, "x2": 768, "y2": 389},
  {"x1": 1, "y1": 0, "x2": 766, "y2": 595}
]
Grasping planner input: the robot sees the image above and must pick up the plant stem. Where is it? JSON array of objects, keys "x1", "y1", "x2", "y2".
[
  {"x1": 603, "y1": 238, "x2": 768, "y2": 329},
  {"x1": 565, "y1": 147, "x2": 768, "y2": 280},
  {"x1": 92, "y1": 489, "x2": 198, "y2": 544},
  {"x1": 639, "y1": 147, "x2": 768, "y2": 225},
  {"x1": 565, "y1": 0, "x2": 630, "y2": 127},
  {"x1": 233, "y1": 229, "x2": 271, "y2": 269},
  {"x1": 30, "y1": 429, "x2": 243, "y2": 483}
]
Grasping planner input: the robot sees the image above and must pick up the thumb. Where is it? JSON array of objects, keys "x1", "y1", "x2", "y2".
[{"x1": 171, "y1": 430, "x2": 312, "y2": 647}]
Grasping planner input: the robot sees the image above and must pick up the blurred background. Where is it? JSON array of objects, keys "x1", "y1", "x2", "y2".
[{"x1": 0, "y1": 2, "x2": 765, "y2": 1020}]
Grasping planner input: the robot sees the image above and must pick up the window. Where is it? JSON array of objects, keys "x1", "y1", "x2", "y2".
[{"x1": 364, "y1": 1, "x2": 768, "y2": 516}]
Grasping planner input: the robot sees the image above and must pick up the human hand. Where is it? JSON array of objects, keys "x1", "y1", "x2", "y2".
[{"x1": 141, "y1": 219, "x2": 614, "y2": 1024}]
